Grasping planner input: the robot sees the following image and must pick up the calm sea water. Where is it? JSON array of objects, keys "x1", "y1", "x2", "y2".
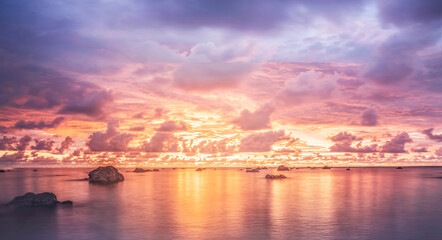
[{"x1": 1, "y1": 167, "x2": 442, "y2": 240}]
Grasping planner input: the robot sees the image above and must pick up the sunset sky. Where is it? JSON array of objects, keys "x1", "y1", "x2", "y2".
[{"x1": 0, "y1": 0, "x2": 441, "y2": 167}]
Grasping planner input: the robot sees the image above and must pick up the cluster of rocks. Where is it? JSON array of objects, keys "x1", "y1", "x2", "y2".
[
  {"x1": 265, "y1": 174, "x2": 287, "y2": 179},
  {"x1": 7, "y1": 192, "x2": 73, "y2": 208}
]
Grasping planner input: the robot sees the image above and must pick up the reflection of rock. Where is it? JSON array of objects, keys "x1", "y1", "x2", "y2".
[
  {"x1": 88, "y1": 166, "x2": 124, "y2": 184},
  {"x1": 133, "y1": 168, "x2": 151, "y2": 173},
  {"x1": 265, "y1": 174, "x2": 287, "y2": 179},
  {"x1": 7, "y1": 192, "x2": 73, "y2": 208},
  {"x1": 277, "y1": 165, "x2": 290, "y2": 171}
]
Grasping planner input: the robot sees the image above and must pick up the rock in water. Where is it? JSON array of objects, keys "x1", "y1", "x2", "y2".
[
  {"x1": 133, "y1": 168, "x2": 151, "y2": 173},
  {"x1": 265, "y1": 174, "x2": 287, "y2": 179},
  {"x1": 88, "y1": 166, "x2": 124, "y2": 184},
  {"x1": 60, "y1": 200, "x2": 73, "y2": 205},
  {"x1": 277, "y1": 165, "x2": 290, "y2": 171},
  {"x1": 7, "y1": 192, "x2": 58, "y2": 208}
]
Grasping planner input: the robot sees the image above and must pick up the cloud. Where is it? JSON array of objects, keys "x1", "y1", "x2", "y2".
[
  {"x1": 0, "y1": 151, "x2": 27, "y2": 164},
  {"x1": 239, "y1": 130, "x2": 287, "y2": 152},
  {"x1": 0, "y1": 136, "x2": 17, "y2": 150},
  {"x1": 329, "y1": 132, "x2": 358, "y2": 142},
  {"x1": 275, "y1": 70, "x2": 339, "y2": 106},
  {"x1": 233, "y1": 103, "x2": 274, "y2": 130},
  {"x1": 329, "y1": 132, "x2": 377, "y2": 153},
  {"x1": 156, "y1": 121, "x2": 189, "y2": 132},
  {"x1": 422, "y1": 128, "x2": 442, "y2": 142},
  {"x1": 58, "y1": 90, "x2": 113, "y2": 118},
  {"x1": 31, "y1": 139, "x2": 55, "y2": 151},
  {"x1": 16, "y1": 135, "x2": 32, "y2": 151},
  {"x1": 411, "y1": 146, "x2": 428, "y2": 153},
  {"x1": 14, "y1": 117, "x2": 65, "y2": 130},
  {"x1": 364, "y1": 0, "x2": 442, "y2": 84},
  {"x1": 87, "y1": 120, "x2": 134, "y2": 151},
  {"x1": 129, "y1": 126, "x2": 145, "y2": 131},
  {"x1": 380, "y1": 132, "x2": 413, "y2": 153},
  {"x1": 360, "y1": 108, "x2": 378, "y2": 126},
  {"x1": 173, "y1": 63, "x2": 254, "y2": 91},
  {"x1": 436, "y1": 147, "x2": 442, "y2": 156},
  {"x1": 143, "y1": 132, "x2": 180, "y2": 152},
  {"x1": 58, "y1": 136, "x2": 74, "y2": 154}
]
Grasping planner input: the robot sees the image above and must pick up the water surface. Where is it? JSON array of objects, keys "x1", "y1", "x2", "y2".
[{"x1": 1, "y1": 167, "x2": 442, "y2": 240}]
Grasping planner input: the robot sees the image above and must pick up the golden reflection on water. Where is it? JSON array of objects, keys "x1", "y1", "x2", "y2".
[{"x1": 1, "y1": 167, "x2": 442, "y2": 240}]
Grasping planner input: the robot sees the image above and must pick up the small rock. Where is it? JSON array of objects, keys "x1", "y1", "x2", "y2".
[
  {"x1": 195, "y1": 168, "x2": 203, "y2": 171},
  {"x1": 33, "y1": 169, "x2": 38, "y2": 171},
  {"x1": 60, "y1": 200, "x2": 73, "y2": 205},
  {"x1": 0, "y1": 169, "x2": 5, "y2": 172},
  {"x1": 88, "y1": 166, "x2": 124, "y2": 184},
  {"x1": 265, "y1": 174, "x2": 287, "y2": 179},
  {"x1": 133, "y1": 168, "x2": 151, "y2": 173}
]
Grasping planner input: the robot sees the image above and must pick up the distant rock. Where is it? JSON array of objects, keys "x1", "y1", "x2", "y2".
[
  {"x1": 396, "y1": 167, "x2": 403, "y2": 169},
  {"x1": 152, "y1": 169, "x2": 160, "y2": 171},
  {"x1": 7, "y1": 192, "x2": 67, "y2": 208},
  {"x1": 265, "y1": 174, "x2": 287, "y2": 179},
  {"x1": 277, "y1": 165, "x2": 290, "y2": 171},
  {"x1": 133, "y1": 168, "x2": 151, "y2": 173},
  {"x1": 88, "y1": 166, "x2": 124, "y2": 184},
  {"x1": 346, "y1": 168, "x2": 351, "y2": 171},
  {"x1": 195, "y1": 168, "x2": 203, "y2": 171},
  {"x1": 60, "y1": 200, "x2": 73, "y2": 205},
  {"x1": 246, "y1": 168, "x2": 259, "y2": 172},
  {"x1": 33, "y1": 169, "x2": 38, "y2": 171}
]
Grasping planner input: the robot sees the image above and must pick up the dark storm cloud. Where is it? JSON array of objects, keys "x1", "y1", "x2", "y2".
[
  {"x1": 14, "y1": 117, "x2": 64, "y2": 130},
  {"x1": 422, "y1": 128, "x2": 442, "y2": 142},
  {"x1": 87, "y1": 120, "x2": 135, "y2": 152}
]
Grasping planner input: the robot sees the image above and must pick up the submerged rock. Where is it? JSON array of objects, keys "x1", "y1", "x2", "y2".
[
  {"x1": 88, "y1": 166, "x2": 124, "y2": 184},
  {"x1": 265, "y1": 174, "x2": 287, "y2": 179},
  {"x1": 277, "y1": 165, "x2": 290, "y2": 171},
  {"x1": 7, "y1": 192, "x2": 58, "y2": 208}
]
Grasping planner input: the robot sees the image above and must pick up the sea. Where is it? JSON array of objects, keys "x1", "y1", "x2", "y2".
[{"x1": 1, "y1": 167, "x2": 442, "y2": 240}]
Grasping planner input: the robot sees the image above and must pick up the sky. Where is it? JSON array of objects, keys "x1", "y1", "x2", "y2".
[{"x1": 0, "y1": 0, "x2": 441, "y2": 167}]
